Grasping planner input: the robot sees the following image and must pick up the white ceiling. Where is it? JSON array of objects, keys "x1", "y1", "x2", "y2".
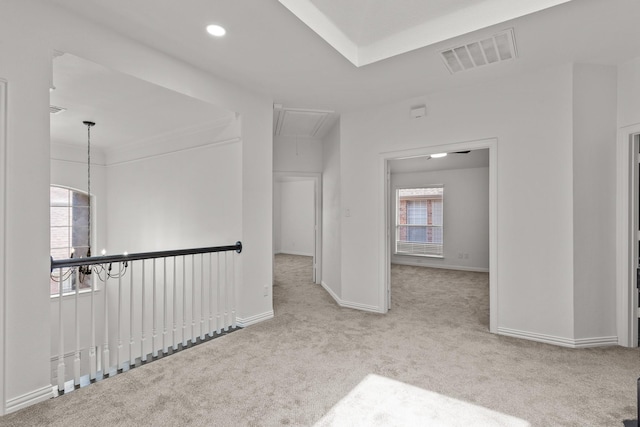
[
  {"x1": 389, "y1": 149, "x2": 489, "y2": 174},
  {"x1": 279, "y1": 0, "x2": 572, "y2": 66},
  {"x1": 47, "y1": 0, "x2": 640, "y2": 114},
  {"x1": 50, "y1": 53, "x2": 233, "y2": 149}
]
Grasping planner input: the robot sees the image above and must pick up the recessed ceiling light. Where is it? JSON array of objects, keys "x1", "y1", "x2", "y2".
[
  {"x1": 431, "y1": 153, "x2": 447, "y2": 158},
  {"x1": 206, "y1": 24, "x2": 226, "y2": 37}
]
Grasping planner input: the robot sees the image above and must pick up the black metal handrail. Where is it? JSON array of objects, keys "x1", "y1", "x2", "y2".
[{"x1": 51, "y1": 241, "x2": 242, "y2": 271}]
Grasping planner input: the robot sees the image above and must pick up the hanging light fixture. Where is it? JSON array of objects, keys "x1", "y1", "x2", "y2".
[
  {"x1": 50, "y1": 121, "x2": 128, "y2": 290},
  {"x1": 78, "y1": 121, "x2": 95, "y2": 279},
  {"x1": 80, "y1": 121, "x2": 127, "y2": 281}
]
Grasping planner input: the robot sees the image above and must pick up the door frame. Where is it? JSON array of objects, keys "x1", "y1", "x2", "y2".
[
  {"x1": 616, "y1": 124, "x2": 640, "y2": 347},
  {"x1": 273, "y1": 172, "x2": 322, "y2": 284},
  {"x1": 0, "y1": 79, "x2": 7, "y2": 416},
  {"x1": 379, "y1": 138, "x2": 498, "y2": 333}
]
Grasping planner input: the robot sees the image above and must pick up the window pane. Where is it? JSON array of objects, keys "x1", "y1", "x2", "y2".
[
  {"x1": 51, "y1": 247, "x2": 72, "y2": 260},
  {"x1": 72, "y1": 226, "x2": 89, "y2": 248},
  {"x1": 51, "y1": 226, "x2": 70, "y2": 248},
  {"x1": 72, "y1": 206, "x2": 89, "y2": 228},
  {"x1": 407, "y1": 225, "x2": 427, "y2": 242},
  {"x1": 50, "y1": 206, "x2": 70, "y2": 227},
  {"x1": 72, "y1": 191, "x2": 89, "y2": 207},
  {"x1": 50, "y1": 186, "x2": 70, "y2": 206},
  {"x1": 407, "y1": 200, "x2": 427, "y2": 225},
  {"x1": 74, "y1": 246, "x2": 90, "y2": 258},
  {"x1": 396, "y1": 186, "x2": 443, "y2": 257}
]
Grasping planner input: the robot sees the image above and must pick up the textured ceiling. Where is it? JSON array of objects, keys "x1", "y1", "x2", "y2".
[
  {"x1": 48, "y1": 0, "x2": 640, "y2": 114},
  {"x1": 279, "y1": 0, "x2": 573, "y2": 66},
  {"x1": 51, "y1": 53, "x2": 233, "y2": 149}
]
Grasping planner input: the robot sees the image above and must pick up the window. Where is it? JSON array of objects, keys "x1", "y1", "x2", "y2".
[
  {"x1": 50, "y1": 186, "x2": 92, "y2": 296},
  {"x1": 396, "y1": 187, "x2": 444, "y2": 257}
]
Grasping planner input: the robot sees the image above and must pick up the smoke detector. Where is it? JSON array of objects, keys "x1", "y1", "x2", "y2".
[{"x1": 440, "y1": 28, "x2": 518, "y2": 74}]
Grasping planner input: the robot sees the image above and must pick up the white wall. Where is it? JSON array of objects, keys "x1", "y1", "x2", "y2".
[
  {"x1": 391, "y1": 167, "x2": 489, "y2": 272},
  {"x1": 321, "y1": 121, "x2": 342, "y2": 298},
  {"x1": 277, "y1": 180, "x2": 315, "y2": 256},
  {"x1": 106, "y1": 140, "x2": 241, "y2": 253},
  {"x1": 572, "y1": 64, "x2": 618, "y2": 340},
  {"x1": 617, "y1": 57, "x2": 640, "y2": 128},
  {"x1": 273, "y1": 135, "x2": 323, "y2": 173},
  {"x1": 339, "y1": 64, "x2": 577, "y2": 339},
  {"x1": 0, "y1": 0, "x2": 273, "y2": 413}
]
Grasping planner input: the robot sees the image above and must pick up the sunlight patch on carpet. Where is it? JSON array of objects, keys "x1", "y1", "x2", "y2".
[{"x1": 314, "y1": 374, "x2": 530, "y2": 427}]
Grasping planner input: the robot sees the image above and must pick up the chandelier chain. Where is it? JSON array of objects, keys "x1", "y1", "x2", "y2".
[{"x1": 87, "y1": 122, "x2": 91, "y2": 254}]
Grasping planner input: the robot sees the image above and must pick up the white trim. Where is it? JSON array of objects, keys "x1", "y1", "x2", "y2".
[
  {"x1": 391, "y1": 259, "x2": 489, "y2": 273},
  {"x1": 616, "y1": 123, "x2": 640, "y2": 347},
  {"x1": 497, "y1": 327, "x2": 618, "y2": 348},
  {"x1": 5, "y1": 386, "x2": 53, "y2": 415},
  {"x1": 236, "y1": 310, "x2": 274, "y2": 327},
  {"x1": 379, "y1": 138, "x2": 498, "y2": 333},
  {"x1": 0, "y1": 78, "x2": 7, "y2": 416},
  {"x1": 321, "y1": 281, "x2": 383, "y2": 313},
  {"x1": 273, "y1": 172, "x2": 323, "y2": 285},
  {"x1": 277, "y1": 251, "x2": 314, "y2": 257},
  {"x1": 106, "y1": 137, "x2": 241, "y2": 167},
  {"x1": 321, "y1": 280, "x2": 341, "y2": 304}
]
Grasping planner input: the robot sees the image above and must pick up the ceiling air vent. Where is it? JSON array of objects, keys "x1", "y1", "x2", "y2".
[
  {"x1": 49, "y1": 105, "x2": 66, "y2": 115},
  {"x1": 440, "y1": 28, "x2": 517, "y2": 74}
]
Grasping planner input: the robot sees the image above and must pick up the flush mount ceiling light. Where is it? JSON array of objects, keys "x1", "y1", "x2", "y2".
[
  {"x1": 430, "y1": 153, "x2": 448, "y2": 158},
  {"x1": 206, "y1": 24, "x2": 226, "y2": 37}
]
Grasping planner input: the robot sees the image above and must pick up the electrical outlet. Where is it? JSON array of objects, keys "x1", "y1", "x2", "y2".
[{"x1": 264, "y1": 285, "x2": 269, "y2": 297}]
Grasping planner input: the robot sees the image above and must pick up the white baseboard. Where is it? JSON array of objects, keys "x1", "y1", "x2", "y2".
[
  {"x1": 277, "y1": 251, "x2": 314, "y2": 257},
  {"x1": 391, "y1": 258, "x2": 489, "y2": 273},
  {"x1": 497, "y1": 327, "x2": 618, "y2": 348},
  {"x1": 321, "y1": 281, "x2": 382, "y2": 314},
  {"x1": 236, "y1": 310, "x2": 274, "y2": 327},
  {"x1": 321, "y1": 280, "x2": 341, "y2": 304},
  {"x1": 5, "y1": 385, "x2": 54, "y2": 414}
]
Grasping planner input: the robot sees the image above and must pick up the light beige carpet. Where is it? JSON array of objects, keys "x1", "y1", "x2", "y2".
[{"x1": 1, "y1": 254, "x2": 638, "y2": 426}]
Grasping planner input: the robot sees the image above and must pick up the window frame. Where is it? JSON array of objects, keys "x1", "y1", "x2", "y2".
[
  {"x1": 394, "y1": 185, "x2": 444, "y2": 258},
  {"x1": 50, "y1": 185, "x2": 95, "y2": 298}
]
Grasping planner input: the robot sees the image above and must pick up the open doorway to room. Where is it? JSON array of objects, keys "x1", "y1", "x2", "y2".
[
  {"x1": 380, "y1": 139, "x2": 498, "y2": 333},
  {"x1": 273, "y1": 173, "x2": 322, "y2": 285}
]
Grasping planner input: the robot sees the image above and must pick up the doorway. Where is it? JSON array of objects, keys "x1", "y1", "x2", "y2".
[
  {"x1": 379, "y1": 138, "x2": 498, "y2": 333},
  {"x1": 616, "y1": 127, "x2": 640, "y2": 347},
  {"x1": 273, "y1": 172, "x2": 322, "y2": 284}
]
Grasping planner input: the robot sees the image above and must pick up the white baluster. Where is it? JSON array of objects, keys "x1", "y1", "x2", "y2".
[
  {"x1": 141, "y1": 260, "x2": 147, "y2": 363},
  {"x1": 74, "y1": 270, "x2": 80, "y2": 386},
  {"x1": 208, "y1": 252, "x2": 214, "y2": 338},
  {"x1": 90, "y1": 271, "x2": 96, "y2": 380},
  {"x1": 163, "y1": 258, "x2": 168, "y2": 354},
  {"x1": 224, "y1": 252, "x2": 229, "y2": 331},
  {"x1": 117, "y1": 272, "x2": 122, "y2": 370},
  {"x1": 57, "y1": 268, "x2": 65, "y2": 392},
  {"x1": 152, "y1": 259, "x2": 157, "y2": 358},
  {"x1": 200, "y1": 253, "x2": 205, "y2": 341},
  {"x1": 173, "y1": 257, "x2": 178, "y2": 351},
  {"x1": 129, "y1": 261, "x2": 135, "y2": 367},
  {"x1": 103, "y1": 266, "x2": 110, "y2": 376},
  {"x1": 182, "y1": 255, "x2": 187, "y2": 348},
  {"x1": 191, "y1": 254, "x2": 196, "y2": 344},
  {"x1": 231, "y1": 252, "x2": 236, "y2": 329},
  {"x1": 216, "y1": 253, "x2": 221, "y2": 335}
]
